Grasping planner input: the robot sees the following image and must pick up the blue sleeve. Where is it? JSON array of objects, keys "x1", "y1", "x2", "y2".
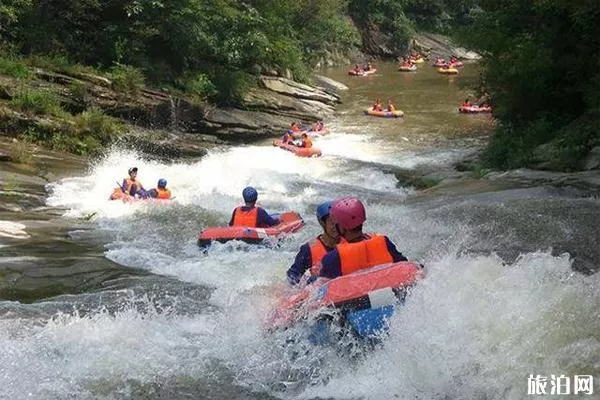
[
  {"x1": 147, "y1": 189, "x2": 158, "y2": 198},
  {"x1": 121, "y1": 179, "x2": 127, "y2": 191},
  {"x1": 319, "y1": 250, "x2": 342, "y2": 279},
  {"x1": 228, "y1": 209, "x2": 236, "y2": 226},
  {"x1": 385, "y1": 237, "x2": 408, "y2": 262},
  {"x1": 286, "y1": 243, "x2": 312, "y2": 285},
  {"x1": 257, "y1": 208, "x2": 279, "y2": 227}
]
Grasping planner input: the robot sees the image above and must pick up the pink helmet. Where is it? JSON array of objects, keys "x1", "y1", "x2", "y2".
[{"x1": 330, "y1": 197, "x2": 366, "y2": 230}]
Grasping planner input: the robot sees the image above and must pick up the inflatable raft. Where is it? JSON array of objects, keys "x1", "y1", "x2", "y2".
[
  {"x1": 398, "y1": 64, "x2": 417, "y2": 72},
  {"x1": 410, "y1": 57, "x2": 425, "y2": 64},
  {"x1": 438, "y1": 67, "x2": 459, "y2": 75},
  {"x1": 108, "y1": 188, "x2": 171, "y2": 203},
  {"x1": 364, "y1": 108, "x2": 404, "y2": 118},
  {"x1": 348, "y1": 68, "x2": 377, "y2": 76},
  {"x1": 459, "y1": 105, "x2": 492, "y2": 113},
  {"x1": 197, "y1": 211, "x2": 304, "y2": 247},
  {"x1": 267, "y1": 261, "x2": 423, "y2": 337},
  {"x1": 272, "y1": 140, "x2": 322, "y2": 157},
  {"x1": 306, "y1": 127, "x2": 330, "y2": 137}
]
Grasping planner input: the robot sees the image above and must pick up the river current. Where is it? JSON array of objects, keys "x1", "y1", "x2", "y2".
[{"x1": 1, "y1": 62, "x2": 598, "y2": 399}]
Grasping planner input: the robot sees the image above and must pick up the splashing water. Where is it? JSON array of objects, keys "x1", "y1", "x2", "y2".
[{"x1": 5, "y1": 64, "x2": 600, "y2": 399}]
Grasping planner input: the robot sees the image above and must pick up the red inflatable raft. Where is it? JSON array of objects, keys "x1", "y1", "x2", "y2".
[
  {"x1": 108, "y1": 188, "x2": 171, "y2": 203},
  {"x1": 266, "y1": 261, "x2": 423, "y2": 332},
  {"x1": 197, "y1": 211, "x2": 304, "y2": 247},
  {"x1": 348, "y1": 69, "x2": 377, "y2": 76},
  {"x1": 306, "y1": 127, "x2": 330, "y2": 137},
  {"x1": 459, "y1": 105, "x2": 492, "y2": 113},
  {"x1": 272, "y1": 140, "x2": 322, "y2": 157}
]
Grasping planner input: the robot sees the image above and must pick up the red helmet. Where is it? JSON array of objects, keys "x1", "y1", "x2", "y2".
[{"x1": 330, "y1": 197, "x2": 366, "y2": 230}]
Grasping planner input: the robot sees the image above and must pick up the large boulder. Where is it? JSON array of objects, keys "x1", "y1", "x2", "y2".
[
  {"x1": 584, "y1": 146, "x2": 600, "y2": 170},
  {"x1": 315, "y1": 75, "x2": 349, "y2": 96},
  {"x1": 258, "y1": 76, "x2": 339, "y2": 105},
  {"x1": 414, "y1": 32, "x2": 481, "y2": 59}
]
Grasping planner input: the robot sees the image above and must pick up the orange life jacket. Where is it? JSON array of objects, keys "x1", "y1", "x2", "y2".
[
  {"x1": 155, "y1": 188, "x2": 171, "y2": 199},
  {"x1": 337, "y1": 234, "x2": 393, "y2": 275},
  {"x1": 124, "y1": 178, "x2": 143, "y2": 194},
  {"x1": 310, "y1": 236, "x2": 347, "y2": 276},
  {"x1": 373, "y1": 104, "x2": 382, "y2": 112},
  {"x1": 303, "y1": 138, "x2": 313, "y2": 148},
  {"x1": 309, "y1": 238, "x2": 329, "y2": 269},
  {"x1": 387, "y1": 104, "x2": 396, "y2": 112},
  {"x1": 231, "y1": 206, "x2": 258, "y2": 227}
]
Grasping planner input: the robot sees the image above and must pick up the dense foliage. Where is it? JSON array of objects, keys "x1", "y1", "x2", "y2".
[
  {"x1": 2, "y1": 0, "x2": 360, "y2": 103},
  {"x1": 2, "y1": 0, "x2": 480, "y2": 102},
  {"x1": 458, "y1": 0, "x2": 600, "y2": 170}
]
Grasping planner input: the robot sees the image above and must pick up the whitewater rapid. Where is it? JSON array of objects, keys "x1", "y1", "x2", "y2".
[{"x1": 2, "y1": 127, "x2": 599, "y2": 399}]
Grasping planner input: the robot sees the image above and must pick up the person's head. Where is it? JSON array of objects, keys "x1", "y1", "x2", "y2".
[
  {"x1": 128, "y1": 167, "x2": 138, "y2": 179},
  {"x1": 465, "y1": 98, "x2": 470, "y2": 103},
  {"x1": 316, "y1": 200, "x2": 338, "y2": 238},
  {"x1": 301, "y1": 133, "x2": 308, "y2": 139},
  {"x1": 376, "y1": 98, "x2": 381, "y2": 103},
  {"x1": 157, "y1": 178, "x2": 167, "y2": 189},
  {"x1": 242, "y1": 186, "x2": 258, "y2": 205},
  {"x1": 330, "y1": 197, "x2": 366, "y2": 239},
  {"x1": 388, "y1": 99, "x2": 392, "y2": 104}
]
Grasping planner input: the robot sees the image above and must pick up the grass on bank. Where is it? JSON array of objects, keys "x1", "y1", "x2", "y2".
[
  {"x1": 8, "y1": 89, "x2": 68, "y2": 118},
  {"x1": 15, "y1": 107, "x2": 124, "y2": 156},
  {"x1": 0, "y1": 57, "x2": 31, "y2": 79}
]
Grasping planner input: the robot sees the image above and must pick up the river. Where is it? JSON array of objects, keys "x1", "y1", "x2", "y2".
[{"x1": 1, "y1": 62, "x2": 599, "y2": 399}]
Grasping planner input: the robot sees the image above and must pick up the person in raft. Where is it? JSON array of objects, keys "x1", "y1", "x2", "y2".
[
  {"x1": 311, "y1": 120, "x2": 324, "y2": 132},
  {"x1": 281, "y1": 131, "x2": 293, "y2": 144},
  {"x1": 313, "y1": 197, "x2": 408, "y2": 279},
  {"x1": 286, "y1": 201, "x2": 342, "y2": 285},
  {"x1": 228, "y1": 186, "x2": 280, "y2": 228},
  {"x1": 462, "y1": 98, "x2": 473, "y2": 107},
  {"x1": 299, "y1": 133, "x2": 313, "y2": 148},
  {"x1": 372, "y1": 98, "x2": 383, "y2": 112},
  {"x1": 387, "y1": 99, "x2": 396, "y2": 112},
  {"x1": 121, "y1": 167, "x2": 146, "y2": 197},
  {"x1": 146, "y1": 179, "x2": 172, "y2": 199}
]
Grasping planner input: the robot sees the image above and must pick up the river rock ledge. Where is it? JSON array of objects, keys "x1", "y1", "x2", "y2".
[{"x1": 1, "y1": 68, "x2": 343, "y2": 142}]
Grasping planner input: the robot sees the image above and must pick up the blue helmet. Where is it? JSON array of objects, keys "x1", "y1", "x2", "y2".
[
  {"x1": 158, "y1": 179, "x2": 167, "y2": 188},
  {"x1": 242, "y1": 186, "x2": 258, "y2": 203},
  {"x1": 316, "y1": 200, "x2": 334, "y2": 222}
]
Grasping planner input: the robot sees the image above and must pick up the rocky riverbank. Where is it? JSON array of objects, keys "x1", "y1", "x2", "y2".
[{"x1": 1, "y1": 66, "x2": 347, "y2": 160}]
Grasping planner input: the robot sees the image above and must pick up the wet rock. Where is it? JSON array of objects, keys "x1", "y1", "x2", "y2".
[
  {"x1": 315, "y1": 75, "x2": 349, "y2": 96},
  {"x1": 531, "y1": 142, "x2": 560, "y2": 170},
  {"x1": 485, "y1": 168, "x2": 600, "y2": 191},
  {"x1": 414, "y1": 32, "x2": 481, "y2": 59},
  {"x1": 583, "y1": 146, "x2": 600, "y2": 170},
  {"x1": 258, "y1": 76, "x2": 339, "y2": 105},
  {"x1": 0, "y1": 151, "x2": 10, "y2": 162},
  {"x1": 358, "y1": 22, "x2": 406, "y2": 58}
]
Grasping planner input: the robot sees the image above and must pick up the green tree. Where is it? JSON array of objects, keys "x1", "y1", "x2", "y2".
[{"x1": 459, "y1": 0, "x2": 600, "y2": 169}]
